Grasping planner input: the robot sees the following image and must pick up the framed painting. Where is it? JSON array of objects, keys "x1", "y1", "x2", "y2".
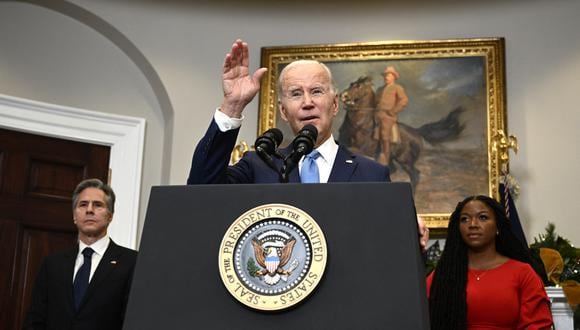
[{"x1": 258, "y1": 38, "x2": 508, "y2": 235}]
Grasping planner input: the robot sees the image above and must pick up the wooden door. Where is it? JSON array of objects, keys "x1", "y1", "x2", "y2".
[{"x1": 0, "y1": 128, "x2": 110, "y2": 330}]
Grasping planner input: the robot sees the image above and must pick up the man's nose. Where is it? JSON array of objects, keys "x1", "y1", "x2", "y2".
[
  {"x1": 86, "y1": 202, "x2": 95, "y2": 212},
  {"x1": 301, "y1": 94, "x2": 316, "y2": 110},
  {"x1": 302, "y1": 92, "x2": 314, "y2": 104}
]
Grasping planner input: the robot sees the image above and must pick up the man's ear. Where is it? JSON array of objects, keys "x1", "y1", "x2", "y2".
[
  {"x1": 332, "y1": 95, "x2": 339, "y2": 117},
  {"x1": 279, "y1": 101, "x2": 289, "y2": 122}
]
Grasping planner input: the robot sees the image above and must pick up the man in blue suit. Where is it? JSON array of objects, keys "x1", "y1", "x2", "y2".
[{"x1": 187, "y1": 39, "x2": 428, "y2": 246}]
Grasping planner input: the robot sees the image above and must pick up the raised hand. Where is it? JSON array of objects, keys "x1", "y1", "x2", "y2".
[{"x1": 220, "y1": 39, "x2": 268, "y2": 118}]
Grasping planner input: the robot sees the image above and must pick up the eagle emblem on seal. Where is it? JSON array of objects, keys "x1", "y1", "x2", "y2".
[{"x1": 249, "y1": 233, "x2": 299, "y2": 285}]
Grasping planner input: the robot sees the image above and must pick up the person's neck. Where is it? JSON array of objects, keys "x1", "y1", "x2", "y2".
[
  {"x1": 314, "y1": 134, "x2": 332, "y2": 149},
  {"x1": 467, "y1": 247, "x2": 505, "y2": 270},
  {"x1": 79, "y1": 232, "x2": 106, "y2": 246}
]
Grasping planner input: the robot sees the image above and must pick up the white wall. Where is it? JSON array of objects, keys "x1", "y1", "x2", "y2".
[
  {"x1": 0, "y1": 1, "x2": 167, "y2": 243},
  {"x1": 1, "y1": 0, "x2": 578, "y2": 245}
]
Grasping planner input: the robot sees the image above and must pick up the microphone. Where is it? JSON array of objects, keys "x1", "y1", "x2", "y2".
[
  {"x1": 255, "y1": 128, "x2": 283, "y2": 156},
  {"x1": 280, "y1": 125, "x2": 318, "y2": 183},
  {"x1": 255, "y1": 128, "x2": 283, "y2": 173},
  {"x1": 292, "y1": 124, "x2": 318, "y2": 157}
]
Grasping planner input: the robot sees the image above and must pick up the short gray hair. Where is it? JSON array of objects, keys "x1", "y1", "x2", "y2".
[
  {"x1": 277, "y1": 60, "x2": 338, "y2": 100},
  {"x1": 72, "y1": 178, "x2": 116, "y2": 214}
]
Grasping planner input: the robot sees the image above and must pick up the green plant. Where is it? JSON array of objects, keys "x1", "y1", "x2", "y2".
[
  {"x1": 530, "y1": 223, "x2": 580, "y2": 284},
  {"x1": 530, "y1": 223, "x2": 580, "y2": 327}
]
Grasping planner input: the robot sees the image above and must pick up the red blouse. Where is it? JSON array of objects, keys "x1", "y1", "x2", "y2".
[{"x1": 427, "y1": 259, "x2": 553, "y2": 329}]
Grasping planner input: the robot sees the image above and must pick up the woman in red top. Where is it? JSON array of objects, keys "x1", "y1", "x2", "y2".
[{"x1": 427, "y1": 195, "x2": 553, "y2": 330}]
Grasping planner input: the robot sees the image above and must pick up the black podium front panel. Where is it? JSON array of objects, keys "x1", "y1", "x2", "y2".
[{"x1": 124, "y1": 182, "x2": 429, "y2": 330}]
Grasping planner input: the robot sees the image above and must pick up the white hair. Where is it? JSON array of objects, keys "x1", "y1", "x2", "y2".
[{"x1": 277, "y1": 60, "x2": 338, "y2": 100}]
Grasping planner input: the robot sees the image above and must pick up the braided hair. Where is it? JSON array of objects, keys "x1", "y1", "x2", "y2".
[{"x1": 428, "y1": 195, "x2": 534, "y2": 330}]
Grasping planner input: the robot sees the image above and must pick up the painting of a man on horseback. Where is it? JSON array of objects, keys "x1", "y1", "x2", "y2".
[
  {"x1": 339, "y1": 73, "x2": 466, "y2": 191},
  {"x1": 331, "y1": 57, "x2": 488, "y2": 212}
]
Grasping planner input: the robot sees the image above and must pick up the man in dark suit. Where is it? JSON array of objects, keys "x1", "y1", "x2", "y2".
[
  {"x1": 24, "y1": 178, "x2": 137, "y2": 330},
  {"x1": 187, "y1": 39, "x2": 428, "y2": 246}
]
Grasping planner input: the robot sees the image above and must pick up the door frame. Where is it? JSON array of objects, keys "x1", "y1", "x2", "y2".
[{"x1": 0, "y1": 93, "x2": 144, "y2": 249}]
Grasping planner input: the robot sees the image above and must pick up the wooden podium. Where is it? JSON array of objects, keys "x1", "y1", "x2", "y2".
[{"x1": 124, "y1": 182, "x2": 430, "y2": 329}]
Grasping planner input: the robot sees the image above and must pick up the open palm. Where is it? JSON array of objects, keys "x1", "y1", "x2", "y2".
[{"x1": 221, "y1": 40, "x2": 267, "y2": 116}]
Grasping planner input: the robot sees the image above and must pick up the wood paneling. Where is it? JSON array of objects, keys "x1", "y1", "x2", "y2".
[{"x1": 0, "y1": 128, "x2": 110, "y2": 330}]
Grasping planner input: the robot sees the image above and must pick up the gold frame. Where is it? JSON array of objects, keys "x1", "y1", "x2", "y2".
[{"x1": 258, "y1": 38, "x2": 508, "y2": 234}]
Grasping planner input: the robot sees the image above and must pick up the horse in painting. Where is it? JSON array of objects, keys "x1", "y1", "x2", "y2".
[{"x1": 338, "y1": 75, "x2": 465, "y2": 190}]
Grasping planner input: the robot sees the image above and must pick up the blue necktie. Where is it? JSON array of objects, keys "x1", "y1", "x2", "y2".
[
  {"x1": 73, "y1": 247, "x2": 94, "y2": 310},
  {"x1": 301, "y1": 150, "x2": 321, "y2": 183}
]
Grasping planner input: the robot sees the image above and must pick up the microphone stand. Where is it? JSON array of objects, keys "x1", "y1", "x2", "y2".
[
  {"x1": 280, "y1": 157, "x2": 294, "y2": 183},
  {"x1": 280, "y1": 163, "x2": 290, "y2": 183},
  {"x1": 256, "y1": 146, "x2": 279, "y2": 174},
  {"x1": 279, "y1": 149, "x2": 303, "y2": 183},
  {"x1": 257, "y1": 147, "x2": 288, "y2": 183}
]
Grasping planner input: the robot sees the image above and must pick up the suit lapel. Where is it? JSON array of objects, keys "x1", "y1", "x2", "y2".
[
  {"x1": 328, "y1": 146, "x2": 357, "y2": 182},
  {"x1": 288, "y1": 167, "x2": 300, "y2": 183},
  {"x1": 65, "y1": 246, "x2": 79, "y2": 311},
  {"x1": 77, "y1": 239, "x2": 122, "y2": 311}
]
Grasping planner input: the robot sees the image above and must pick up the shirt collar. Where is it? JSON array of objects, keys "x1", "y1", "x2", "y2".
[
  {"x1": 79, "y1": 235, "x2": 110, "y2": 257},
  {"x1": 314, "y1": 134, "x2": 338, "y2": 164}
]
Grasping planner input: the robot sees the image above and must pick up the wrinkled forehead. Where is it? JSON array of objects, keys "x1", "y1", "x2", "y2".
[{"x1": 280, "y1": 63, "x2": 331, "y2": 90}]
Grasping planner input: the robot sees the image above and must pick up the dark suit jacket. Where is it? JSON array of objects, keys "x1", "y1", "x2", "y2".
[
  {"x1": 24, "y1": 239, "x2": 137, "y2": 330},
  {"x1": 187, "y1": 120, "x2": 390, "y2": 184}
]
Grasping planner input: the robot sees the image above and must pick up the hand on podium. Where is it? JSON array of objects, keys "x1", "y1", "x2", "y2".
[{"x1": 418, "y1": 216, "x2": 429, "y2": 252}]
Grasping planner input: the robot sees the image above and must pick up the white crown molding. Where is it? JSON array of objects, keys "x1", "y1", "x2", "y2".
[{"x1": 0, "y1": 93, "x2": 144, "y2": 249}]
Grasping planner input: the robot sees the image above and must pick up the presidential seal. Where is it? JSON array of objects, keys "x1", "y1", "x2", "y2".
[{"x1": 218, "y1": 204, "x2": 327, "y2": 311}]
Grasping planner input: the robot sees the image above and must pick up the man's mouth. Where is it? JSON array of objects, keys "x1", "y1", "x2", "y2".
[{"x1": 301, "y1": 116, "x2": 318, "y2": 122}]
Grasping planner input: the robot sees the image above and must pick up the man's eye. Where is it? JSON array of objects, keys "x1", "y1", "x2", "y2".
[{"x1": 311, "y1": 89, "x2": 324, "y2": 96}]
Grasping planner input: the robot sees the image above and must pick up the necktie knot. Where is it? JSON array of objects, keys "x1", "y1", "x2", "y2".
[
  {"x1": 82, "y1": 247, "x2": 94, "y2": 258},
  {"x1": 306, "y1": 150, "x2": 320, "y2": 161},
  {"x1": 301, "y1": 150, "x2": 321, "y2": 183}
]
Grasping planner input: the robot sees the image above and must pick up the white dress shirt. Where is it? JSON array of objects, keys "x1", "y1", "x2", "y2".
[
  {"x1": 214, "y1": 108, "x2": 243, "y2": 132},
  {"x1": 298, "y1": 136, "x2": 338, "y2": 183},
  {"x1": 73, "y1": 235, "x2": 110, "y2": 283}
]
